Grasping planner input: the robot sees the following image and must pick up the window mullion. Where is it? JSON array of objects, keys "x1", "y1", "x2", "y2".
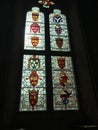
[{"x1": 45, "y1": 11, "x2": 53, "y2": 111}]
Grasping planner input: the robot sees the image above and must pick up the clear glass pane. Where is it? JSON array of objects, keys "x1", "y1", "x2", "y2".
[
  {"x1": 51, "y1": 56, "x2": 78, "y2": 110},
  {"x1": 19, "y1": 55, "x2": 46, "y2": 111},
  {"x1": 49, "y1": 9, "x2": 70, "y2": 51},
  {"x1": 24, "y1": 7, "x2": 45, "y2": 50}
]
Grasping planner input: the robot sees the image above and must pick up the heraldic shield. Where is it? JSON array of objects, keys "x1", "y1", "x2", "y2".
[
  {"x1": 30, "y1": 22, "x2": 40, "y2": 33},
  {"x1": 28, "y1": 70, "x2": 41, "y2": 88},
  {"x1": 57, "y1": 57, "x2": 65, "y2": 69},
  {"x1": 31, "y1": 36, "x2": 39, "y2": 48},
  {"x1": 28, "y1": 55, "x2": 40, "y2": 70},
  {"x1": 59, "y1": 71, "x2": 68, "y2": 87},
  {"x1": 56, "y1": 38, "x2": 63, "y2": 48},
  {"x1": 32, "y1": 12, "x2": 39, "y2": 21},
  {"x1": 29, "y1": 89, "x2": 39, "y2": 110},
  {"x1": 55, "y1": 24, "x2": 62, "y2": 35}
]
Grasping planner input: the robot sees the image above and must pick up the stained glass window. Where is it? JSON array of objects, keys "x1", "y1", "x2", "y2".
[
  {"x1": 24, "y1": 7, "x2": 45, "y2": 50},
  {"x1": 19, "y1": 6, "x2": 79, "y2": 111}
]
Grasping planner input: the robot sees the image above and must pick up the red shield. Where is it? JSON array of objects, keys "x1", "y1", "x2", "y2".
[
  {"x1": 29, "y1": 89, "x2": 39, "y2": 110},
  {"x1": 29, "y1": 70, "x2": 39, "y2": 87},
  {"x1": 30, "y1": 22, "x2": 40, "y2": 33},
  {"x1": 56, "y1": 38, "x2": 63, "y2": 48},
  {"x1": 31, "y1": 36, "x2": 39, "y2": 47},
  {"x1": 59, "y1": 71, "x2": 68, "y2": 87},
  {"x1": 57, "y1": 57, "x2": 65, "y2": 69}
]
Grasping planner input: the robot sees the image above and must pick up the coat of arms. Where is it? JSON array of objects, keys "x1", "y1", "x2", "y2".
[
  {"x1": 53, "y1": 15, "x2": 62, "y2": 24},
  {"x1": 30, "y1": 22, "x2": 40, "y2": 33},
  {"x1": 32, "y1": 12, "x2": 39, "y2": 21},
  {"x1": 28, "y1": 55, "x2": 40, "y2": 70},
  {"x1": 59, "y1": 71, "x2": 68, "y2": 87},
  {"x1": 31, "y1": 36, "x2": 39, "y2": 48},
  {"x1": 26, "y1": 70, "x2": 42, "y2": 88},
  {"x1": 29, "y1": 89, "x2": 39, "y2": 110},
  {"x1": 55, "y1": 24, "x2": 62, "y2": 34},
  {"x1": 56, "y1": 38, "x2": 63, "y2": 48},
  {"x1": 60, "y1": 90, "x2": 72, "y2": 108},
  {"x1": 57, "y1": 57, "x2": 65, "y2": 69}
]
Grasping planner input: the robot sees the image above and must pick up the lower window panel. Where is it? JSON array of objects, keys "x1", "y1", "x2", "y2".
[
  {"x1": 19, "y1": 55, "x2": 46, "y2": 111},
  {"x1": 51, "y1": 56, "x2": 79, "y2": 110}
]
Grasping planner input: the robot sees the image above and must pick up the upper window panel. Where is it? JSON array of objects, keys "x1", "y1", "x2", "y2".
[
  {"x1": 49, "y1": 9, "x2": 70, "y2": 51},
  {"x1": 24, "y1": 7, "x2": 45, "y2": 50}
]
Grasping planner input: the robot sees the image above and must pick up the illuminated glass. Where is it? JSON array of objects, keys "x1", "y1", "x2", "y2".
[
  {"x1": 51, "y1": 56, "x2": 78, "y2": 110},
  {"x1": 49, "y1": 9, "x2": 70, "y2": 51},
  {"x1": 20, "y1": 5, "x2": 79, "y2": 112},
  {"x1": 20, "y1": 55, "x2": 46, "y2": 111},
  {"x1": 24, "y1": 7, "x2": 45, "y2": 50}
]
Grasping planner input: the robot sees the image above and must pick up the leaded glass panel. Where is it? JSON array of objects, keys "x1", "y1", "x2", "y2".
[
  {"x1": 24, "y1": 7, "x2": 45, "y2": 50},
  {"x1": 20, "y1": 5, "x2": 79, "y2": 112},
  {"x1": 51, "y1": 56, "x2": 78, "y2": 110},
  {"x1": 20, "y1": 55, "x2": 46, "y2": 111},
  {"x1": 49, "y1": 9, "x2": 70, "y2": 51}
]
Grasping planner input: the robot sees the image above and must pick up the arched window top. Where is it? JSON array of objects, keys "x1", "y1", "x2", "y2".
[
  {"x1": 26, "y1": 7, "x2": 44, "y2": 22},
  {"x1": 24, "y1": 7, "x2": 45, "y2": 50},
  {"x1": 49, "y1": 9, "x2": 70, "y2": 51}
]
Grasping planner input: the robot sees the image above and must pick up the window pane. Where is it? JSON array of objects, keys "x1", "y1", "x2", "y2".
[
  {"x1": 19, "y1": 55, "x2": 46, "y2": 111},
  {"x1": 49, "y1": 9, "x2": 70, "y2": 51},
  {"x1": 51, "y1": 56, "x2": 78, "y2": 110},
  {"x1": 24, "y1": 7, "x2": 45, "y2": 50}
]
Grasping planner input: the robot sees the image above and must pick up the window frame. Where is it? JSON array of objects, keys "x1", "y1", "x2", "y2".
[{"x1": 19, "y1": 6, "x2": 79, "y2": 112}]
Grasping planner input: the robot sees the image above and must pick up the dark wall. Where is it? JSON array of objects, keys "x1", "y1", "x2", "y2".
[
  {"x1": 77, "y1": 0, "x2": 98, "y2": 95},
  {"x1": 0, "y1": 0, "x2": 16, "y2": 127}
]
